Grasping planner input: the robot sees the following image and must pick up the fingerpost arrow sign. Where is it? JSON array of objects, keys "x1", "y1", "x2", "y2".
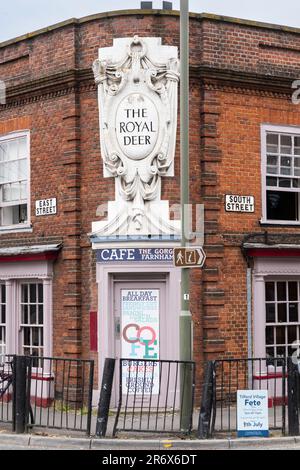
[{"x1": 173, "y1": 247, "x2": 206, "y2": 268}]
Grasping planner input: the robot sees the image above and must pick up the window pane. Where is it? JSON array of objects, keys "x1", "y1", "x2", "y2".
[
  {"x1": 267, "y1": 155, "x2": 278, "y2": 174},
  {"x1": 32, "y1": 328, "x2": 40, "y2": 346},
  {"x1": 22, "y1": 305, "x2": 28, "y2": 324},
  {"x1": 266, "y1": 347, "x2": 275, "y2": 358},
  {"x1": 18, "y1": 138, "x2": 27, "y2": 158},
  {"x1": 266, "y1": 177, "x2": 277, "y2": 187},
  {"x1": 3, "y1": 184, "x2": 11, "y2": 202},
  {"x1": 277, "y1": 282, "x2": 287, "y2": 301},
  {"x1": 8, "y1": 140, "x2": 18, "y2": 160},
  {"x1": 0, "y1": 143, "x2": 8, "y2": 161},
  {"x1": 38, "y1": 305, "x2": 43, "y2": 325},
  {"x1": 1, "y1": 305, "x2": 5, "y2": 324},
  {"x1": 267, "y1": 190, "x2": 299, "y2": 221},
  {"x1": 23, "y1": 327, "x2": 30, "y2": 346},
  {"x1": 267, "y1": 155, "x2": 278, "y2": 166},
  {"x1": 1, "y1": 284, "x2": 5, "y2": 303},
  {"x1": 265, "y1": 282, "x2": 275, "y2": 301},
  {"x1": 29, "y1": 284, "x2": 36, "y2": 303},
  {"x1": 18, "y1": 159, "x2": 27, "y2": 179},
  {"x1": 19, "y1": 204, "x2": 27, "y2": 223},
  {"x1": 276, "y1": 327, "x2": 286, "y2": 344},
  {"x1": 281, "y1": 156, "x2": 292, "y2": 168},
  {"x1": 280, "y1": 135, "x2": 292, "y2": 154},
  {"x1": 278, "y1": 178, "x2": 291, "y2": 187},
  {"x1": 10, "y1": 182, "x2": 21, "y2": 202},
  {"x1": 289, "y1": 303, "x2": 298, "y2": 322},
  {"x1": 267, "y1": 134, "x2": 278, "y2": 153},
  {"x1": 30, "y1": 305, "x2": 36, "y2": 324},
  {"x1": 20, "y1": 182, "x2": 27, "y2": 200},
  {"x1": 278, "y1": 303, "x2": 287, "y2": 322},
  {"x1": 266, "y1": 327, "x2": 274, "y2": 345},
  {"x1": 21, "y1": 285, "x2": 28, "y2": 303},
  {"x1": 276, "y1": 346, "x2": 286, "y2": 358},
  {"x1": 288, "y1": 326, "x2": 297, "y2": 344},
  {"x1": 266, "y1": 303, "x2": 275, "y2": 323},
  {"x1": 38, "y1": 284, "x2": 43, "y2": 303}
]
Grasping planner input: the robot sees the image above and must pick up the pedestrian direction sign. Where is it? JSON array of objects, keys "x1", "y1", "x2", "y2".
[{"x1": 173, "y1": 247, "x2": 206, "y2": 268}]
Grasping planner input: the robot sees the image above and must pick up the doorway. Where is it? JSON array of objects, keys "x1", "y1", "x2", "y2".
[{"x1": 96, "y1": 263, "x2": 181, "y2": 407}]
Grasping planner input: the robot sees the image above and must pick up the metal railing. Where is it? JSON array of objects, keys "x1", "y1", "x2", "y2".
[
  {"x1": 113, "y1": 358, "x2": 196, "y2": 436},
  {"x1": 287, "y1": 357, "x2": 300, "y2": 435},
  {"x1": 199, "y1": 357, "x2": 287, "y2": 438},
  {"x1": 0, "y1": 355, "x2": 94, "y2": 435},
  {"x1": 0, "y1": 356, "x2": 14, "y2": 425},
  {"x1": 28, "y1": 356, "x2": 94, "y2": 435}
]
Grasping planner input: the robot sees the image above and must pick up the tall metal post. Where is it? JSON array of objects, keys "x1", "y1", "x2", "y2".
[{"x1": 180, "y1": 0, "x2": 192, "y2": 432}]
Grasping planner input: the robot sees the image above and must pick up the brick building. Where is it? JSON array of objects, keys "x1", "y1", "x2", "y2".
[{"x1": 1, "y1": 7, "x2": 300, "y2": 403}]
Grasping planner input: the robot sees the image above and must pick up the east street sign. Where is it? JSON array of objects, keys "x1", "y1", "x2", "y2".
[{"x1": 173, "y1": 247, "x2": 206, "y2": 268}]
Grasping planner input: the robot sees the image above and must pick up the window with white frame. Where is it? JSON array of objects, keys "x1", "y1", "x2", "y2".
[
  {"x1": 262, "y1": 126, "x2": 300, "y2": 222},
  {"x1": 0, "y1": 132, "x2": 29, "y2": 227},
  {"x1": 0, "y1": 284, "x2": 6, "y2": 362},
  {"x1": 20, "y1": 283, "x2": 44, "y2": 365},
  {"x1": 265, "y1": 280, "x2": 300, "y2": 361}
]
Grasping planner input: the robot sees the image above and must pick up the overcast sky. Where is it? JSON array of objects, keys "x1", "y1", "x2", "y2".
[{"x1": 1, "y1": 0, "x2": 300, "y2": 42}]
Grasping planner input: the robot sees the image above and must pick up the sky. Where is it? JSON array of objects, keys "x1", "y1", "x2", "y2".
[{"x1": 1, "y1": 0, "x2": 300, "y2": 42}]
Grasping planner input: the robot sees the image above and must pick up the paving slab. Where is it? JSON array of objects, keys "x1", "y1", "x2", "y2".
[
  {"x1": 229, "y1": 436, "x2": 296, "y2": 449},
  {"x1": 29, "y1": 435, "x2": 91, "y2": 450}
]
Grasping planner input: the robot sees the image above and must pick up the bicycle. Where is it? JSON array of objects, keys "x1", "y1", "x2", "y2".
[{"x1": 0, "y1": 360, "x2": 35, "y2": 426}]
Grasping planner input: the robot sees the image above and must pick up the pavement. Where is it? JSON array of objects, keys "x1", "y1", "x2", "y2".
[{"x1": 0, "y1": 432, "x2": 300, "y2": 450}]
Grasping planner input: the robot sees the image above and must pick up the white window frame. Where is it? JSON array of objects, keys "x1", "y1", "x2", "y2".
[
  {"x1": 19, "y1": 281, "x2": 45, "y2": 360},
  {"x1": 261, "y1": 123, "x2": 300, "y2": 225},
  {"x1": 0, "y1": 130, "x2": 31, "y2": 232},
  {"x1": 3, "y1": 279, "x2": 52, "y2": 365},
  {"x1": 0, "y1": 283, "x2": 6, "y2": 362},
  {"x1": 265, "y1": 279, "x2": 300, "y2": 360}
]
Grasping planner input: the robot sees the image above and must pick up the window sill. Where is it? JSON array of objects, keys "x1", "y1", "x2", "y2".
[
  {"x1": 0, "y1": 224, "x2": 32, "y2": 234},
  {"x1": 260, "y1": 219, "x2": 300, "y2": 227}
]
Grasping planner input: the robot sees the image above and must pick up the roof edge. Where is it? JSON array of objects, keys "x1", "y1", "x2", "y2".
[{"x1": 2, "y1": 10, "x2": 300, "y2": 49}]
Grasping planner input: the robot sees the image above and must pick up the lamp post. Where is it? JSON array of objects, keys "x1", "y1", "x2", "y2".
[{"x1": 180, "y1": 0, "x2": 193, "y2": 432}]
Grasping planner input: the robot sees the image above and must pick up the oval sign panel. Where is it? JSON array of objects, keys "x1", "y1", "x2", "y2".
[{"x1": 116, "y1": 93, "x2": 159, "y2": 160}]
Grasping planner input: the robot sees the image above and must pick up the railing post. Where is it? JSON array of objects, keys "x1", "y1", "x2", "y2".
[
  {"x1": 96, "y1": 358, "x2": 115, "y2": 437},
  {"x1": 287, "y1": 357, "x2": 300, "y2": 436},
  {"x1": 198, "y1": 361, "x2": 215, "y2": 439},
  {"x1": 14, "y1": 356, "x2": 29, "y2": 434}
]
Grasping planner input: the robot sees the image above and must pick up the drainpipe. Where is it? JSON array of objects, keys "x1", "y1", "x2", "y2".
[{"x1": 247, "y1": 267, "x2": 253, "y2": 387}]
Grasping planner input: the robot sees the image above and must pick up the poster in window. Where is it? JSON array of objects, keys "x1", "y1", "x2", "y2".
[{"x1": 121, "y1": 289, "x2": 159, "y2": 395}]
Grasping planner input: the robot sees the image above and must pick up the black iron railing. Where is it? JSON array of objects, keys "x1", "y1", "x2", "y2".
[
  {"x1": 199, "y1": 357, "x2": 288, "y2": 438},
  {"x1": 113, "y1": 358, "x2": 196, "y2": 436},
  {"x1": 287, "y1": 357, "x2": 300, "y2": 436},
  {"x1": 0, "y1": 356, "x2": 14, "y2": 424},
  {"x1": 28, "y1": 356, "x2": 94, "y2": 435},
  {"x1": 0, "y1": 355, "x2": 94, "y2": 435}
]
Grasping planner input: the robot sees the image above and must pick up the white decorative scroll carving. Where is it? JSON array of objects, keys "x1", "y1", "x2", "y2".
[{"x1": 91, "y1": 36, "x2": 180, "y2": 238}]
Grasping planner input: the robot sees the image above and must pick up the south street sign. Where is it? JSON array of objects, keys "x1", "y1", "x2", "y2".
[{"x1": 173, "y1": 247, "x2": 206, "y2": 268}]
